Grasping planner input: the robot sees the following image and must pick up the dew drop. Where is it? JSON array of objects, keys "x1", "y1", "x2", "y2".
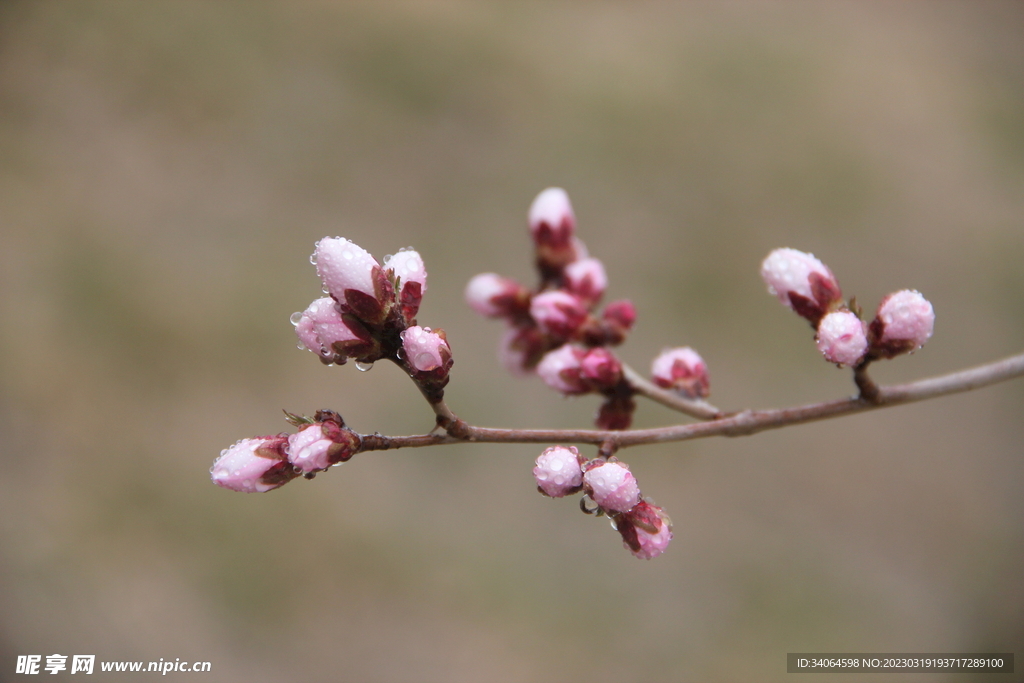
[
  {"x1": 609, "y1": 518, "x2": 618, "y2": 530},
  {"x1": 290, "y1": 311, "x2": 304, "y2": 326},
  {"x1": 309, "y1": 252, "x2": 318, "y2": 265},
  {"x1": 416, "y1": 353, "x2": 436, "y2": 369},
  {"x1": 355, "y1": 360, "x2": 374, "y2": 372},
  {"x1": 384, "y1": 254, "x2": 394, "y2": 263},
  {"x1": 342, "y1": 250, "x2": 354, "y2": 260}
]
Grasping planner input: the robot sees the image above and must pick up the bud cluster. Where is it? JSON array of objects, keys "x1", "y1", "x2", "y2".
[
  {"x1": 211, "y1": 411, "x2": 360, "y2": 493},
  {"x1": 293, "y1": 239, "x2": 452, "y2": 395},
  {"x1": 761, "y1": 248, "x2": 935, "y2": 368},
  {"x1": 467, "y1": 187, "x2": 710, "y2": 429},
  {"x1": 532, "y1": 445, "x2": 672, "y2": 559}
]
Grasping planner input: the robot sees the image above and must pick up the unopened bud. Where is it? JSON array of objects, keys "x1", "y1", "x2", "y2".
[
  {"x1": 761, "y1": 248, "x2": 842, "y2": 326},
  {"x1": 563, "y1": 257, "x2": 607, "y2": 306},
  {"x1": 583, "y1": 460, "x2": 640, "y2": 513},
  {"x1": 465, "y1": 273, "x2": 529, "y2": 319},
  {"x1": 816, "y1": 310, "x2": 868, "y2": 366},
  {"x1": 602, "y1": 300, "x2": 636, "y2": 330},
  {"x1": 293, "y1": 297, "x2": 371, "y2": 363},
  {"x1": 590, "y1": 299, "x2": 637, "y2": 346},
  {"x1": 314, "y1": 237, "x2": 392, "y2": 323},
  {"x1": 868, "y1": 290, "x2": 935, "y2": 359},
  {"x1": 530, "y1": 290, "x2": 588, "y2": 338},
  {"x1": 401, "y1": 325, "x2": 453, "y2": 384},
  {"x1": 529, "y1": 187, "x2": 575, "y2": 246},
  {"x1": 651, "y1": 347, "x2": 710, "y2": 398},
  {"x1": 315, "y1": 237, "x2": 379, "y2": 302},
  {"x1": 579, "y1": 347, "x2": 623, "y2": 389},
  {"x1": 616, "y1": 500, "x2": 673, "y2": 560},
  {"x1": 595, "y1": 393, "x2": 636, "y2": 431},
  {"x1": 211, "y1": 436, "x2": 297, "y2": 493},
  {"x1": 287, "y1": 421, "x2": 360, "y2": 474},
  {"x1": 529, "y1": 188, "x2": 580, "y2": 275},
  {"x1": 498, "y1": 325, "x2": 547, "y2": 376},
  {"x1": 384, "y1": 249, "x2": 427, "y2": 324},
  {"x1": 533, "y1": 445, "x2": 585, "y2": 498},
  {"x1": 536, "y1": 344, "x2": 589, "y2": 395}
]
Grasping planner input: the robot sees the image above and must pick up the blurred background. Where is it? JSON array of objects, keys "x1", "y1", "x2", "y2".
[{"x1": 1, "y1": 2, "x2": 1023, "y2": 681}]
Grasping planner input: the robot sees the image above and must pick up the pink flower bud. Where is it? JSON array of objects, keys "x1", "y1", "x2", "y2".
[
  {"x1": 583, "y1": 460, "x2": 640, "y2": 513},
  {"x1": 530, "y1": 290, "x2": 588, "y2": 338},
  {"x1": 292, "y1": 297, "x2": 368, "y2": 362},
  {"x1": 384, "y1": 249, "x2": 427, "y2": 323},
  {"x1": 616, "y1": 500, "x2": 673, "y2": 560},
  {"x1": 761, "y1": 248, "x2": 843, "y2": 326},
  {"x1": 533, "y1": 445, "x2": 585, "y2": 498},
  {"x1": 564, "y1": 257, "x2": 607, "y2": 306},
  {"x1": 536, "y1": 344, "x2": 589, "y2": 395},
  {"x1": 529, "y1": 187, "x2": 575, "y2": 246},
  {"x1": 590, "y1": 298, "x2": 637, "y2": 345},
  {"x1": 869, "y1": 290, "x2": 935, "y2": 359},
  {"x1": 816, "y1": 310, "x2": 868, "y2": 366},
  {"x1": 580, "y1": 347, "x2": 622, "y2": 389},
  {"x1": 530, "y1": 188, "x2": 581, "y2": 275},
  {"x1": 287, "y1": 421, "x2": 360, "y2": 473},
  {"x1": 401, "y1": 325, "x2": 453, "y2": 378},
  {"x1": 465, "y1": 273, "x2": 529, "y2": 319},
  {"x1": 602, "y1": 300, "x2": 636, "y2": 330},
  {"x1": 498, "y1": 325, "x2": 546, "y2": 375},
  {"x1": 651, "y1": 347, "x2": 710, "y2": 398},
  {"x1": 211, "y1": 436, "x2": 297, "y2": 493},
  {"x1": 596, "y1": 393, "x2": 636, "y2": 431},
  {"x1": 315, "y1": 237, "x2": 379, "y2": 301}
]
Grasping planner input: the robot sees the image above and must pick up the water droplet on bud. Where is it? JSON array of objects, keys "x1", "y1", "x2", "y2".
[
  {"x1": 355, "y1": 361, "x2": 374, "y2": 372},
  {"x1": 309, "y1": 253, "x2": 318, "y2": 265},
  {"x1": 290, "y1": 311, "x2": 304, "y2": 326}
]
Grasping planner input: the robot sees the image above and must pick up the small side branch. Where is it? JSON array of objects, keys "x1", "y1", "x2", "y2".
[{"x1": 622, "y1": 364, "x2": 723, "y2": 420}]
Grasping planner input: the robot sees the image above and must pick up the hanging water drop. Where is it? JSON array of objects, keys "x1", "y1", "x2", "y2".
[
  {"x1": 355, "y1": 360, "x2": 374, "y2": 372},
  {"x1": 290, "y1": 311, "x2": 304, "y2": 326},
  {"x1": 309, "y1": 252, "x2": 318, "y2": 265}
]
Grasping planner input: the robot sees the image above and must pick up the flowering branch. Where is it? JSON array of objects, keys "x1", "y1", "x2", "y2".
[{"x1": 210, "y1": 187, "x2": 1022, "y2": 560}]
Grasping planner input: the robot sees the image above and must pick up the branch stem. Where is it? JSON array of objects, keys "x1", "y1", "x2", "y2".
[{"x1": 358, "y1": 350, "x2": 1024, "y2": 453}]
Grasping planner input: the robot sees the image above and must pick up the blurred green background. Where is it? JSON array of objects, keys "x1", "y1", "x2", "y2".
[{"x1": 1, "y1": 2, "x2": 1023, "y2": 681}]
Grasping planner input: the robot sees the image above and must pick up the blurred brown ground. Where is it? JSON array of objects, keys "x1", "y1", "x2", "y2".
[{"x1": 1, "y1": 2, "x2": 1022, "y2": 682}]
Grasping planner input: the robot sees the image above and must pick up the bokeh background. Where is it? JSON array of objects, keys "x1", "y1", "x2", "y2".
[{"x1": 1, "y1": 2, "x2": 1023, "y2": 682}]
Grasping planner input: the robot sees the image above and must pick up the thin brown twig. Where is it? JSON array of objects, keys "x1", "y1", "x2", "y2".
[{"x1": 359, "y1": 350, "x2": 1024, "y2": 454}]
